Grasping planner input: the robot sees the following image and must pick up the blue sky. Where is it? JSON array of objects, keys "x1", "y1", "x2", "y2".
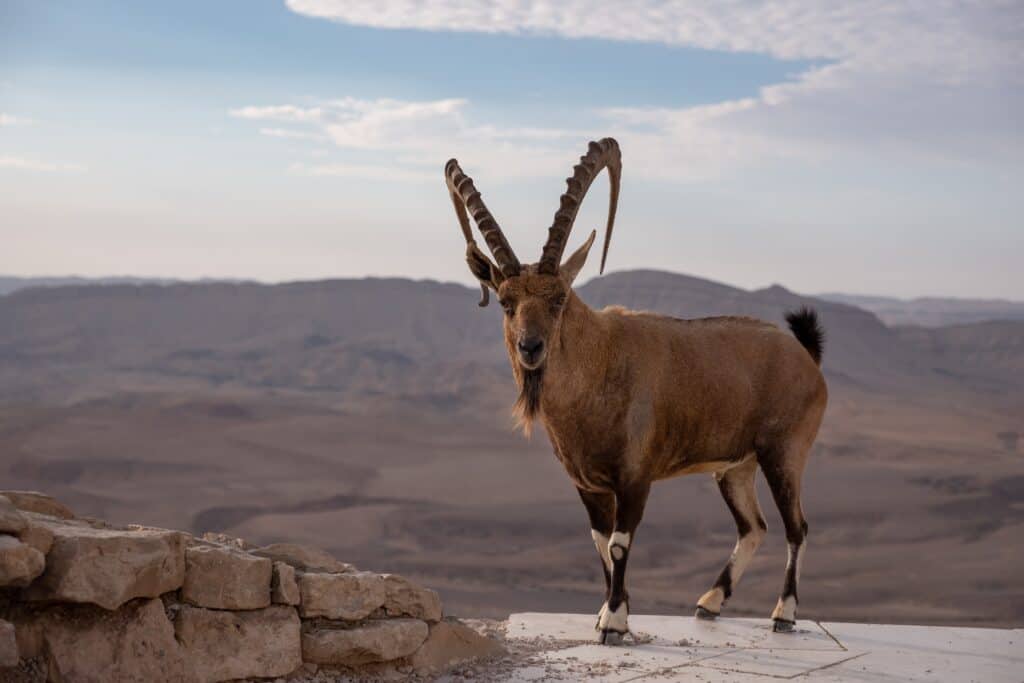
[{"x1": 1, "y1": 0, "x2": 1021, "y2": 298}]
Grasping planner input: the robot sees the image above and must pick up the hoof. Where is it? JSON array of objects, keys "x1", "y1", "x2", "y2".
[
  {"x1": 599, "y1": 629, "x2": 626, "y2": 646},
  {"x1": 772, "y1": 618, "x2": 796, "y2": 633},
  {"x1": 695, "y1": 606, "x2": 719, "y2": 620}
]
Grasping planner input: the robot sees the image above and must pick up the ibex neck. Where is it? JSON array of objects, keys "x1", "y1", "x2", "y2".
[{"x1": 541, "y1": 291, "x2": 610, "y2": 411}]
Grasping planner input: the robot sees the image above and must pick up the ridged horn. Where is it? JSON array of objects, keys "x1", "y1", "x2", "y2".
[
  {"x1": 445, "y1": 159, "x2": 521, "y2": 279},
  {"x1": 537, "y1": 138, "x2": 621, "y2": 276}
]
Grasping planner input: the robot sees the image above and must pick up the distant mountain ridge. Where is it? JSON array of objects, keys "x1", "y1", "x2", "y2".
[
  {"x1": 6, "y1": 275, "x2": 1020, "y2": 328},
  {"x1": 0, "y1": 275, "x2": 257, "y2": 297},
  {"x1": 819, "y1": 292, "x2": 1024, "y2": 327},
  {"x1": 2, "y1": 270, "x2": 1021, "y2": 408},
  {"x1": 0, "y1": 276, "x2": 180, "y2": 296}
]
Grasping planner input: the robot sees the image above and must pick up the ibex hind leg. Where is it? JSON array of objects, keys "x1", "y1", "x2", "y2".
[
  {"x1": 760, "y1": 444, "x2": 812, "y2": 633},
  {"x1": 696, "y1": 454, "x2": 766, "y2": 619}
]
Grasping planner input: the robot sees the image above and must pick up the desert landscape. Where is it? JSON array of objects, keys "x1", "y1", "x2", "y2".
[{"x1": 1, "y1": 270, "x2": 1021, "y2": 629}]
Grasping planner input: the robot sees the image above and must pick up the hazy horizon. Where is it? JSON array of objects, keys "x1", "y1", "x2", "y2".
[{"x1": 2, "y1": 269, "x2": 1024, "y2": 306}]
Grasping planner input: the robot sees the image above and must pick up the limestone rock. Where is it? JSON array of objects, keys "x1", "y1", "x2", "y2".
[
  {"x1": 271, "y1": 561, "x2": 300, "y2": 606},
  {"x1": 251, "y1": 542, "x2": 352, "y2": 573},
  {"x1": 0, "y1": 619, "x2": 17, "y2": 668},
  {"x1": 0, "y1": 497, "x2": 27, "y2": 535},
  {"x1": 181, "y1": 544, "x2": 271, "y2": 610},
  {"x1": 17, "y1": 521, "x2": 54, "y2": 556},
  {"x1": 0, "y1": 535, "x2": 45, "y2": 588},
  {"x1": 382, "y1": 573, "x2": 442, "y2": 622},
  {"x1": 298, "y1": 571, "x2": 386, "y2": 620},
  {"x1": 200, "y1": 531, "x2": 250, "y2": 550},
  {"x1": 301, "y1": 619, "x2": 429, "y2": 666},
  {"x1": 23, "y1": 523, "x2": 185, "y2": 610},
  {"x1": 0, "y1": 491, "x2": 73, "y2": 520},
  {"x1": 409, "y1": 619, "x2": 506, "y2": 674},
  {"x1": 175, "y1": 605, "x2": 301, "y2": 683},
  {"x1": 7, "y1": 598, "x2": 196, "y2": 682}
]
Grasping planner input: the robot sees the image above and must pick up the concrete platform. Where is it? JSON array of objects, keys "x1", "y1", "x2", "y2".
[{"x1": 503, "y1": 613, "x2": 1022, "y2": 681}]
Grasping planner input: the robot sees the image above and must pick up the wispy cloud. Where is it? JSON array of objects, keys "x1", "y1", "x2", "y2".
[
  {"x1": 232, "y1": 96, "x2": 583, "y2": 179},
  {"x1": 258, "y1": 127, "x2": 327, "y2": 141},
  {"x1": 230, "y1": 105, "x2": 325, "y2": 123},
  {"x1": 282, "y1": 1, "x2": 1023, "y2": 176},
  {"x1": 0, "y1": 156, "x2": 85, "y2": 173},
  {"x1": 0, "y1": 113, "x2": 34, "y2": 127}
]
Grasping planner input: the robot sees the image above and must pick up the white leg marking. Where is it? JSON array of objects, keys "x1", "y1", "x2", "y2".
[
  {"x1": 697, "y1": 587, "x2": 725, "y2": 613},
  {"x1": 729, "y1": 530, "x2": 764, "y2": 584},
  {"x1": 772, "y1": 595, "x2": 799, "y2": 622},
  {"x1": 771, "y1": 541, "x2": 804, "y2": 622},
  {"x1": 591, "y1": 529, "x2": 611, "y2": 571},
  {"x1": 608, "y1": 531, "x2": 631, "y2": 560},
  {"x1": 598, "y1": 601, "x2": 629, "y2": 632}
]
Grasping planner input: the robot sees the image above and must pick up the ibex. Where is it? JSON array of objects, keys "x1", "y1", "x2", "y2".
[{"x1": 444, "y1": 138, "x2": 827, "y2": 644}]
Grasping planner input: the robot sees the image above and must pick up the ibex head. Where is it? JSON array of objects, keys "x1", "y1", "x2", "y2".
[{"x1": 444, "y1": 138, "x2": 621, "y2": 372}]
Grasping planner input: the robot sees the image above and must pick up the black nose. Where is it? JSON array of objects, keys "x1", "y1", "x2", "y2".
[{"x1": 518, "y1": 337, "x2": 544, "y2": 357}]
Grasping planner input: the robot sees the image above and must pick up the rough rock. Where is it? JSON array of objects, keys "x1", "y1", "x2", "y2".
[
  {"x1": 382, "y1": 573, "x2": 442, "y2": 622},
  {"x1": 175, "y1": 604, "x2": 301, "y2": 683},
  {"x1": 23, "y1": 523, "x2": 185, "y2": 610},
  {"x1": 0, "y1": 619, "x2": 17, "y2": 668},
  {"x1": 301, "y1": 619, "x2": 429, "y2": 666},
  {"x1": 200, "y1": 531, "x2": 250, "y2": 550},
  {"x1": 16, "y1": 520, "x2": 54, "y2": 557},
  {"x1": 272, "y1": 561, "x2": 300, "y2": 606},
  {"x1": 6, "y1": 598, "x2": 196, "y2": 682},
  {"x1": 181, "y1": 544, "x2": 271, "y2": 610},
  {"x1": 0, "y1": 535, "x2": 45, "y2": 588},
  {"x1": 408, "y1": 619, "x2": 506, "y2": 674},
  {"x1": 0, "y1": 497, "x2": 27, "y2": 535},
  {"x1": 0, "y1": 491, "x2": 74, "y2": 520},
  {"x1": 298, "y1": 571, "x2": 386, "y2": 620},
  {"x1": 251, "y1": 543, "x2": 353, "y2": 573}
]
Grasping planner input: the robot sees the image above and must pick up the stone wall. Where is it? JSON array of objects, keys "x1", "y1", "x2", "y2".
[{"x1": 0, "y1": 492, "x2": 503, "y2": 682}]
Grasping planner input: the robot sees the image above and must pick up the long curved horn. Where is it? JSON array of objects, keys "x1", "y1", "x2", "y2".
[
  {"x1": 445, "y1": 159, "x2": 521, "y2": 279},
  {"x1": 537, "y1": 138, "x2": 621, "y2": 276}
]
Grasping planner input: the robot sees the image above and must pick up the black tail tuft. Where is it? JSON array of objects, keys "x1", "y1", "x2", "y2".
[{"x1": 785, "y1": 306, "x2": 825, "y2": 365}]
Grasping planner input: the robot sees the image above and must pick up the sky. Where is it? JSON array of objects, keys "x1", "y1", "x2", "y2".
[{"x1": 1, "y1": 1, "x2": 1021, "y2": 299}]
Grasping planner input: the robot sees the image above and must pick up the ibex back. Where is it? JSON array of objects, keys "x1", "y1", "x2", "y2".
[{"x1": 444, "y1": 138, "x2": 827, "y2": 644}]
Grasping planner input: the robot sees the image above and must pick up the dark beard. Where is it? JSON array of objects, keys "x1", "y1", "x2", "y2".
[{"x1": 514, "y1": 366, "x2": 544, "y2": 432}]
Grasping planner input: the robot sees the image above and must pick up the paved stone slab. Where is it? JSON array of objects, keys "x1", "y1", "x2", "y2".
[
  {"x1": 507, "y1": 612, "x2": 841, "y2": 650},
  {"x1": 697, "y1": 648, "x2": 868, "y2": 679},
  {"x1": 503, "y1": 614, "x2": 1022, "y2": 683},
  {"x1": 505, "y1": 644, "x2": 732, "y2": 682}
]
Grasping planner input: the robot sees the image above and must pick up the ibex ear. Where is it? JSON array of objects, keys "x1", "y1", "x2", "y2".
[
  {"x1": 466, "y1": 243, "x2": 505, "y2": 307},
  {"x1": 560, "y1": 230, "x2": 596, "y2": 286}
]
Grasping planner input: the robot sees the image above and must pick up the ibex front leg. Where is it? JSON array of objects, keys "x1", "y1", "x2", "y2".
[
  {"x1": 598, "y1": 482, "x2": 650, "y2": 645},
  {"x1": 577, "y1": 488, "x2": 615, "y2": 628}
]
